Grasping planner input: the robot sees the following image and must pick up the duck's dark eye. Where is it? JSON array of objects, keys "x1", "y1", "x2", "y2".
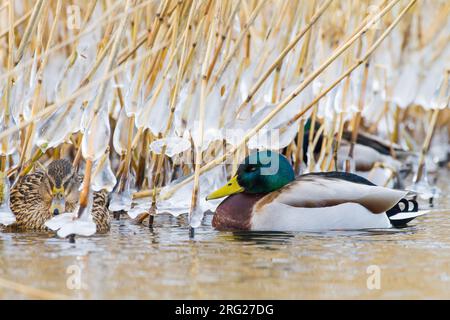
[{"x1": 245, "y1": 166, "x2": 257, "y2": 173}]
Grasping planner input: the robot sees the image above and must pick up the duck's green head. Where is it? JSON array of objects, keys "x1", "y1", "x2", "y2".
[{"x1": 206, "y1": 151, "x2": 295, "y2": 200}]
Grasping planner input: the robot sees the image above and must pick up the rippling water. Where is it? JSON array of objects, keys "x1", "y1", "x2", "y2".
[{"x1": 1, "y1": 169, "x2": 449, "y2": 299}]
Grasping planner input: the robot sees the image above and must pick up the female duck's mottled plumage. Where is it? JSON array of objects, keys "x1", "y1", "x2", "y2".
[
  {"x1": 10, "y1": 159, "x2": 110, "y2": 233},
  {"x1": 208, "y1": 151, "x2": 424, "y2": 232},
  {"x1": 10, "y1": 171, "x2": 56, "y2": 230},
  {"x1": 91, "y1": 190, "x2": 111, "y2": 233}
]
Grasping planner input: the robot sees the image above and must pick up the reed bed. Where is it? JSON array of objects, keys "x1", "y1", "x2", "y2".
[{"x1": 0, "y1": 0, "x2": 448, "y2": 236}]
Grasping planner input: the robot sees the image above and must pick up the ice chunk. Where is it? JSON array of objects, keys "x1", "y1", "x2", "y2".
[
  {"x1": 136, "y1": 81, "x2": 170, "y2": 135},
  {"x1": 92, "y1": 156, "x2": 117, "y2": 192},
  {"x1": 391, "y1": 56, "x2": 420, "y2": 108},
  {"x1": 109, "y1": 178, "x2": 132, "y2": 212},
  {"x1": 0, "y1": 173, "x2": 16, "y2": 226},
  {"x1": 123, "y1": 65, "x2": 147, "y2": 117},
  {"x1": 0, "y1": 206, "x2": 16, "y2": 226},
  {"x1": 45, "y1": 192, "x2": 97, "y2": 237},
  {"x1": 113, "y1": 108, "x2": 135, "y2": 155},
  {"x1": 109, "y1": 190, "x2": 132, "y2": 212},
  {"x1": 429, "y1": 74, "x2": 449, "y2": 110},
  {"x1": 0, "y1": 113, "x2": 19, "y2": 156},
  {"x1": 35, "y1": 107, "x2": 71, "y2": 151},
  {"x1": 45, "y1": 211, "x2": 97, "y2": 238},
  {"x1": 150, "y1": 137, "x2": 191, "y2": 157},
  {"x1": 127, "y1": 205, "x2": 149, "y2": 219},
  {"x1": 81, "y1": 109, "x2": 111, "y2": 161},
  {"x1": 157, "y1": 165, "x2": 227, "y2": 217},
  {"x1": 189, "y1": 206, "x2": 203, "y2": 228}
]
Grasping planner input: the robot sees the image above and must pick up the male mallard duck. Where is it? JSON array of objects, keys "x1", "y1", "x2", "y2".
[
  {"x1": 206, "y1": 151, "x2": 424, "y2": 232},
  {"x1": 9, "y1": 159, "x2": 110, "y2": 233}
]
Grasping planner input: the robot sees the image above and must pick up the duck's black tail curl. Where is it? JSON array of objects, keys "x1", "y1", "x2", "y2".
[{"x1": 386, "y1": 198, "x2": 421, "y2": 227}]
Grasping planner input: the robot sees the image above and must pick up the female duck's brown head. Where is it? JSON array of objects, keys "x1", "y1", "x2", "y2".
[{"x1": 44, "y1": 159, "x2": 80, "y2": 216}]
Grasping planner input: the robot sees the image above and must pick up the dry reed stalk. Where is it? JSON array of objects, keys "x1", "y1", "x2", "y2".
[
  {"x1": 119, "y1": 115, "x2": 136, "y2": 191},
  {"x1": 209, "y1": 0, "x2": 267, "y2": 90},
  {"x1": 236, "y1": 0, "x2": 332, "y2": 116},
  {"x1": 189, "y1": 2, "x2": 216, "y2": 235},
  {"x1": 20, "y1": 25, "x2": 47, "y2": 167},
  {"x1": 205, "y1": 0, "x2": 240, "y2": 81},
  {"x1": 15, "y1": 0, "x2": 62, "y2": 172},
  {"x1": 0, "y1": 9, "x2": 31, "y2": 39},
  {"x1": 0, "y1": 0, "x2": 16, "y2": 172},
  {"x1": 180, "y1": 15, "x2": 208, "y2": 78},
  {"x1": 4, "y1": 1, "x2": 113, "y2": 170},
  {"x1": 147, "y1": 0, "x2": 198, "y2": 195},
  {"x1": 320, "y1": 113, "x2": 338, "y2": 171},
  {"x1": 136, "y1": 129, "x2": 150, "y2": 189},
  {"x1": 307, "y1": 105, "x2": 319, "y2": 171},
  {"x1": 295, "y1": 0, "x2": 316, "y2": 75},
  {"x1": 0, "y1": 40, "x2": 170, "y2": 147},
  {"x1": 285, "y1": 0, "x2": 417, "y2": 132},
  {"x1": 155, "y1": 0, "x2": 406, "y2": 200},
  {"x1": 116, "y1": 3, "x2": 153, "y2": 191},
  {"x1": 78, "y1": 0, "x2": 134, "y2": 217},
  {"x1": 310, "y1": 122, "x2": 325, "y2": 169},
  {"x1": 0, "y1": 0, "x2": 158, "y2": 85},
  {"x1": 72, "y1": 133, "x2": 84, "y2": 170},
  {"x1": 129, "y1": 2, "x2": 190, "y2": 150},
  {"x1": 294, "y1": 118, "x2": 306, "y2": 173},
  {"x1": 413, "y1": 70, "x2": 449, "y2": 183},
  {"x1": 419, "y1": 1, "x2": 450, "y2": 48},
  {"x1": 91, "y1": 147, "x2": 110, "y2": 180},
  {"x1": 346, "y1": 29, "x2": 376, "y2": 171},
  {"x1": 14, "y1": 0, "x2": 46, "y2": 65}
]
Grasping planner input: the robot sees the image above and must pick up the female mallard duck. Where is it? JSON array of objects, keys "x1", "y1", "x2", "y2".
[
  {"x1": 206, "y1": 151, "x2": 424, "y2": 232},
  {"x1": 9, "y1": 159, "x2": 110, "y2": 233}
]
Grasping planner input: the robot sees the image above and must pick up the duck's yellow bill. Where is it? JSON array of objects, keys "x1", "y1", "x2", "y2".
[{"x1": 206, "y1": 176, "x2": 244, "y2": 200}]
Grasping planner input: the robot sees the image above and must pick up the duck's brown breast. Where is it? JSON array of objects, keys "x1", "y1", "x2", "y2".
[{"x1": 212, "y1": 193, "x2": 266, "y2": 231}]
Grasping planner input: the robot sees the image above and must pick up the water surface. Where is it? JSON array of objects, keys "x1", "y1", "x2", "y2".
[{"x1": 1, "y1": 169, "x2": 449, "y2": 299}]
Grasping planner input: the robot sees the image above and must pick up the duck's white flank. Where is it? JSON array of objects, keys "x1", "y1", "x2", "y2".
[{"x1": 250, "y1": 202, "x2": 392, "y2": 231}]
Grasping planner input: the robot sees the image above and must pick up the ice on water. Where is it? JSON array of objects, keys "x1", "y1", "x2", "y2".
[
  {"x1": 133, "y1": 165, "x2": 227, "y2": 219},
  {"x1": 109, "y1": 178, "x2": 133, "y2": 212},
  {"x1": 0, "y1": 173, "x2": 16, "y2": 226},
  {"x1": 45, "y1": 191, "x2": 97, "y2": 238}
]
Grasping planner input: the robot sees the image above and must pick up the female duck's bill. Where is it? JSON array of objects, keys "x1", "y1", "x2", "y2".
[{"x1": 206, "y1": 151, "x2": 425, "y2": 232}]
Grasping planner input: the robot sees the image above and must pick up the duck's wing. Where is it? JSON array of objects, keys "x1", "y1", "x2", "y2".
[
  {"x1": 10, "y1": 171, "x2": 47, "y2": 212},
  {"x1": 256, "y1": 172, "x2": 408, "y2": 214},
  {"x1": 10, "y1": 171, "x2": 52, "y2": 229}
]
